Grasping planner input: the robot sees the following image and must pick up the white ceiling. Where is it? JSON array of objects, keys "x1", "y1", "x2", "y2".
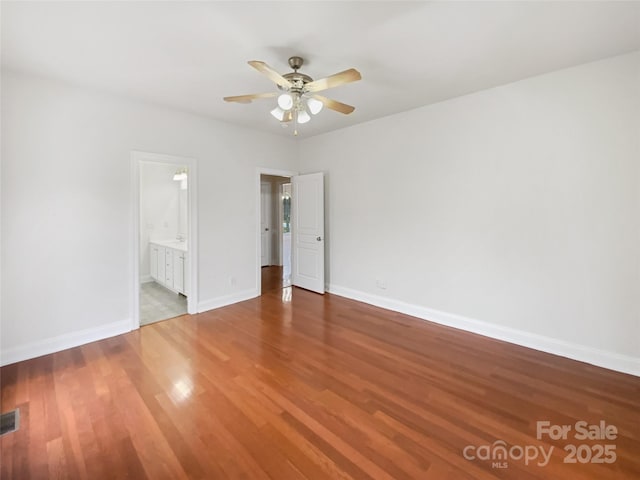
[{"x1": 2, "y1": 1, "x2": 639, "y2": 138}]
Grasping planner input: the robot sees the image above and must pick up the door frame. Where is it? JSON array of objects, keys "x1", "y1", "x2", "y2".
[
  {"x1": 131, "y1": 151, "x2": 199, "y2": 330},
  {"x1": 256, "y1": 167, "x2": 297, "y2": 295}
]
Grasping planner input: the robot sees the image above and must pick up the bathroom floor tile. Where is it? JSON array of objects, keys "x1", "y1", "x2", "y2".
[{"x1": 140, "y1": 282, "x2": 187, "y2": 325}]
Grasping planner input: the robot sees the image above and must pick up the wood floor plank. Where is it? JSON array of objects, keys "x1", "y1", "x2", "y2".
[{"x1": 1, "y1": 267, "x2": 639, "y2": 479}]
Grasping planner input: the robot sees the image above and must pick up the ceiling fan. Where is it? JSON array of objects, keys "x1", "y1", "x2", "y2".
[{"x1": 224, "y1": 56, "x2": 361, "y2": 135}]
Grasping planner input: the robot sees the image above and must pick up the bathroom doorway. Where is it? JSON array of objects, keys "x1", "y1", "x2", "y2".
[{"x1": 131, "y1": 152, "x2": 198, "y2": 329}]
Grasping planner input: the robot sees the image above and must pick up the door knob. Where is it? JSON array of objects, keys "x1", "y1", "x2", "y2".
[{"x1": 316, "y1": 236, "x2": 322, "y2": 241}]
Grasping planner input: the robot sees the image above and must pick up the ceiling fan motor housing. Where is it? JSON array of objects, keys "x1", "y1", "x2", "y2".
[
  {"x1": 279, "y1": 56, "x2": 313, "y2": 93},
  {"x1": 288, "y1": 56, "x2": 304, "y2": 70}
]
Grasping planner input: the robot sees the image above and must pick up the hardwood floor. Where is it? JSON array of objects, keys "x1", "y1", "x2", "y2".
[
  {"x1": 1, "y1": 286, "x2": 639, "y2": 479},
  {"x1": 262, "y1": 265, "x2": 284, "y2": 293}
]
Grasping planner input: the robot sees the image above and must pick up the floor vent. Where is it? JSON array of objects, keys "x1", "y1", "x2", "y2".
[{"x1": 0, "y1": 409, "x2": 20, "y2": 436}]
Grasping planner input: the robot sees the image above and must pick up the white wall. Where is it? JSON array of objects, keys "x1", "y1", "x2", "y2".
[
  {"x1": 299, "y1": 52, "x2": 640, "y2": 374},
  {"x1": 0, "y1": 71, "x2": 297, "y2": 364},
  {"x1": 139, "y1": 162, "x2": 182, "y2": 281}
]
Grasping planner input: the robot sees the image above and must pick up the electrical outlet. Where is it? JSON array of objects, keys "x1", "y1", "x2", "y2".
[
  {"x1": 229, "y1": 276, "x2": 236, "y2": 286},
  {"x1": 376, "y1": 278, "x2": 387, "y2": 290}
]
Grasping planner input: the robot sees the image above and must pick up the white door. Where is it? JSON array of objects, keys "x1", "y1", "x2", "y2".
[
  {"x1": 292, "y1": 172, "x2": 325, "y2": 294},
  {"x1": 260, "y1": 182, "x2": 271, "y2": 267}
]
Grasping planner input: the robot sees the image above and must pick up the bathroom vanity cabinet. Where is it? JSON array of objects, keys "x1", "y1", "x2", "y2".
[{"x1": 150, "y1": 241, "x2": 187, "y2": 295}]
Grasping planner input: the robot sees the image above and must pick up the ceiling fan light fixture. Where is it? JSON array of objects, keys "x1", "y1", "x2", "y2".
[
  {"x1": 277, "y1": 93, "x2": 293, "y2": 110},
  {"x1": 270, "y1": 107, "x2": 285, "y2": 121},
  {"x1": 307, "y1": 97, "x2": 323, "y2": 115},
  {"x1": 224, "y1": 56, "x2": 360, "y2": 135},
  {"x1": 297, "y1": 109, "x2": 311, "y2": 124}
]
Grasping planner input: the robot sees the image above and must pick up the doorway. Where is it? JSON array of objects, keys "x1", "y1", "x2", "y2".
[
  {"x1": 260, "y1": 173, "x2": 292, "y2": 294},
  {"x1": 256, "y1": 168, "x2": 326, "y2": 296},
  {"x1": 131, "y1": 151, "x2": 198, "y2": 330}
]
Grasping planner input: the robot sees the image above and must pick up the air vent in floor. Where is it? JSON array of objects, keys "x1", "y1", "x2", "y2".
[{"x1": 0, "y1": 409, "x2": 20, "y2": 436}]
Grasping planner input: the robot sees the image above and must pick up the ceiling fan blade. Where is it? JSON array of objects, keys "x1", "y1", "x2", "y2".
[
  {"x1": 304, "y1": 68, "x2": 361, "y2": 93},
  {"x1": 223, "y1": 92, "x2": 278, "y2": 104},
  {"x1": 248, "y1": 61, "x2": 292, "y2": 89},
  {"x1": 312, "y1": 95, "x2": 355, "y2": 115}
]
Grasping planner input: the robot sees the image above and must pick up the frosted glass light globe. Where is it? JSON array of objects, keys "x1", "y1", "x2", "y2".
[
  {"x1": 270, "y1": 107, "x2": 285, "y2": 121},
  {"x1": 277, "y1": 93, "x2": 293, "y2": 111},
  {"x1": 307, "y1": 97, "x2": 324, "y2": 115},
  {"x1": 297, "y1": 110, "x2": 311, "y2": 124}
]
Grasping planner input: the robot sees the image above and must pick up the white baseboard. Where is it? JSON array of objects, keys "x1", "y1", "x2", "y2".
[
  {"x1": 328, "y1": 284, "x2": 640, "y2": 378},
  {"x1": 198, "y1": 288, "x2": 258, "y2": 313},
  {"x1": 0, "y1": 319, "x2": 131, "y2": 367},
  {"x1": 140, "y1": 275, "x2": 153, "y2": 284}
]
